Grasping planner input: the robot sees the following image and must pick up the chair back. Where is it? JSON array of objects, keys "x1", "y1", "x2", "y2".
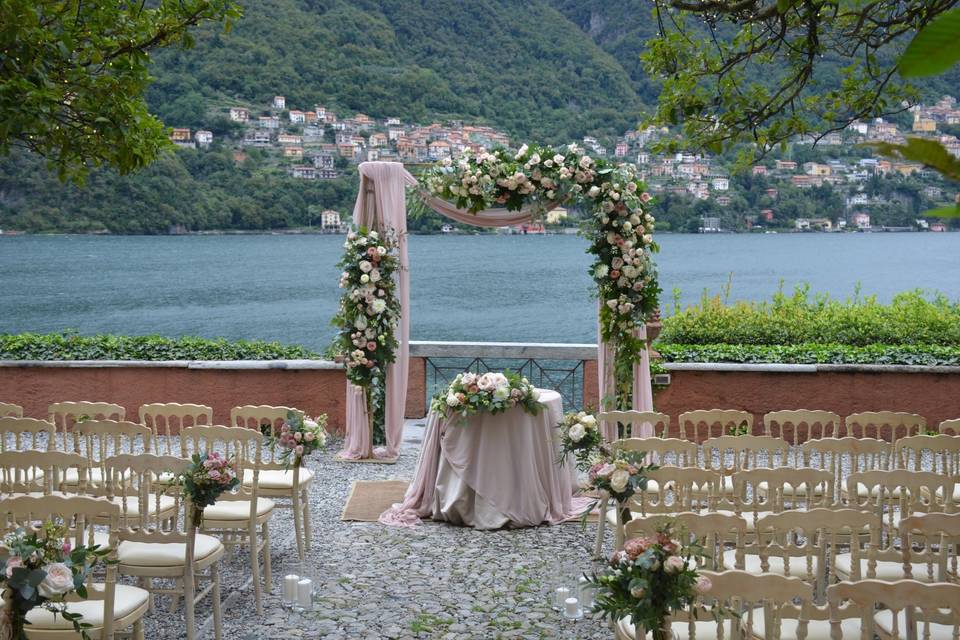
[
  {"x1": 105, "y1": 453, "x2": 191, "y2": 533},
  {"x1": 0, "y1": 416, "x2": 55, "y2": 452},
  {"x1": 939, "y1": 418, "x2": 960, "y2": 435},
  {"x1": 733, "y1": 468, "x2": 835, "y2": 522},
  {"x1": 800, "y1": 437, "x2": 891, "y2": 503},
  {"x1": 702, "y1": 435, "x2": 790, "y2": 477},
  {"x1": 625, "y1": 511, "x2": 749, "y2": 570},
  {"x1": 847, "y1": 470, "x2": 955, "y2": 531},
  {"x1": 897, "y1": 513, "x2": 960, "y2": 583},
  {"x1": 48, "y1": 401, "x2": 125, "y2": 452},
  {"x1": 140, "y1": 403, "x2": 212, "y2": 456},
  {"x1": 843, "y1": 411, "x2": 925, "y2": 442},
  {"x1": 764, "y1": 409, "x2": 841, "y2": 447},
  {"x1": 893, "y1": 434, "x2": 960, "y2": 475},
  {"x1": 0, "y1": 403, "x2": 23, "y2": 418},
  {"x1": 827, "y1": 580, "x2": 960, "y2": 640},
  {"x1": 180, "y1": 425, "x2": 262, "y2": 505},
  {"x1": 613, "y1": 437, "x2": 698, "y2": 468},
  {"x1": 230, "y1": 405, "x2": 302, "y2": 433},
  {"x1": 629, "y1": 466, "x2": 720, "y2": 515},
  {"x1": 0, "y1": 494, "x2": 121, "y2": 638},
  {"x1": 0, "y1": 450, "x2": 89, "y2": 494},
  {"x1": 75, "y1": 420, "x2": 153, "y2": 494},
  {"x1": 599, "y1": 411, "x2": 670, "y2": 439},
  {"x1": 678, "y1": 409, "x2": 752, "y2": 443}
]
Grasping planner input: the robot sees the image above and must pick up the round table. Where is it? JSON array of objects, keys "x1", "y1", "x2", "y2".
[{"x1": 430, "y1": 389, "x2": 577, "y2": 529}]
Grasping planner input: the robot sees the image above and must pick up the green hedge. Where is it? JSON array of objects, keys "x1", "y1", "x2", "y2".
[
  {"x1": 658, "y1": 343, "x2": 960, "y2": 367},
  {"x1": 0, "y1": 332, "x2": 323, "y2": 361},
  {"x1": 659, "y1": 287, "x2": 960, "y2": 347}
]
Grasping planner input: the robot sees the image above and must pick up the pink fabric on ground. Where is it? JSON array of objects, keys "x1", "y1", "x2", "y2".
[
  {"x1": 339, "y1": 382, "x2": 372, "y2": 459},
  {"x1": 379, "y1": 390, "x2": 581, "y2": 527},
  {"x1": 341, "y1": 162, "x2": 416, "y2": 460}
]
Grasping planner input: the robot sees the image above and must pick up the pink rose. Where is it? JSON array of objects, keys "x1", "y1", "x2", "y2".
[
  {"x1": 5, "y1": 555, "x2": 22, "y2": 578},
  {"x1": 304, "y1": 432, "x2": 315, "y2": 442},
  {"x1": 623, "y1": 538, "x2": 647, "y2": 560},
  {"x1": 664, "y1": 555, "x2": 685, "y2": 574},
  {"x1": 295, "y1": 445, "x2": 304, "y2": 456},
  {"x1": 62, "y1": 541, "x2": 71, "y2": 555},
  {"x1": 640, "y1": 192, "x2": 651, "y2": 203},
  {"x1": 294, "y1": 431, "x2": 302, "y2": 441},
  {"x1": 208, "y1": 469, "x2": 221, "y2": 481},
  {"x1": 695, "y1": 576, "x2": 712, "y2": 594},
  {"x1": 367, "y1": 247, "x2": 377, "y2": 256},
  {"x1": 367, "y1": 341, "x2": 377, "y2": 351},
  {"x1": 610, "y1": 270, "x2": 621, "y2": 279}
]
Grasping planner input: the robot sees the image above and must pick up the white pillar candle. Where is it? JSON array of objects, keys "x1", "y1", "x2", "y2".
[
  {"x1": 297, "y1": 578, "x2": 313, "y2": 608},
  {"x1": 578, "y1": 576, "x2": 594, "y2": 609},
  {"x1": 564, "y1": 596, "x2": 580, "y2": 618},
  {"x1": 283, "y1": 574, "x2": 299, "y2": 604},
  {"x1": 554, "y1": 586, "x2": 570, "y2": 608}
]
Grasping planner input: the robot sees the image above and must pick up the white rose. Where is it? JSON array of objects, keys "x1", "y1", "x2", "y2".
[
  {"x1": 643, "y1": 234, "x2": 653, "y2": 244},
  {"x1": 622, "y1": 221, "x2": 633, "y2": 233},
  {"x1": 360, "y1": 274, "x2": 370, "y2": 284},
  {"x1": 369, "y1": 231, "x2": 379, "y2": 240},
  {"x1": 461, "y1": 372, "x2": 477, "y2": 386},
  {"x1": 530, "y1": 388, "x2": 540, "y2": 401},
  {"x1": 369, "y1": 269, "x2": 381, "y2": 282},
  {"x1": 529, "y1": 153, "x2": 541, "y2": 165},
  {"x1": 606, "y1": 299, "x2": 618, "y2": 310},
  {"x1": 493, "y1": 386, "x2": 510, "y2": 401},
  {"x1": 371, "y1": 299, "x2": 387, "y2": 314},
  {"x1": 581, "y1": 414, "x2": 597, "y2": 428},
  {"x1": 359, "y1": 261, "x2": 373, "y2": 273},
  {"x1": 514, "y1": 144, "x2": 528, "y2": 159},
  {"x1": 477, "y1": 373, "x2": 497, "y2": 391},
  {"x1": 626, "y1": 182, "x2": 637, "y2": 193},
  {"x1": 568, "y1": 423, "x2": 586, "y2": 443},
  {"x1": 376, "y1": 246, "x2": 387, "y2": 256},
  {"x1": 609, "y1": 469, "x2": 630, "y2": 493},
  {"x1": 38, "y1": 563, "x2": 74, "y2": 598},
  {"x1": 552, "y1": 154, "x2": 565, "y2": 164},
  {"x1": 446, "y1": 393, "x2": 460, "y2": 407},
  {"x1": 578, "y1": 155, "x2": 592, "y2": 169},
  {"x1": 354, "y1": 315, "x2": 368, "y2": 330}
]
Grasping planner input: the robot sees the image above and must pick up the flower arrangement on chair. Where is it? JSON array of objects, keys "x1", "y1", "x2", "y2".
[
  {"x1": 557, "y1": 410, "x2": 603, "y2": 468},
  {"x1": 0, "y1": 522, "x2": 111, "y2": 640},
  {"x1": 589, "y1": 522, "x2": 712, "y2": 640},
  {"x1": 268, "y1": 411, "x2": 328, "y2": 467},
  {"x1": 174, "y1": 451, "x2": 240, "y2": 527},
  {"x1": 430, "y1": 371, "x2": 541, "y2": 419}
]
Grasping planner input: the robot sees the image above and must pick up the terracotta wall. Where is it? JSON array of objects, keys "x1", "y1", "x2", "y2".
[{"x1": 0, "y1": 366, "x2": 347, "y2": 433}]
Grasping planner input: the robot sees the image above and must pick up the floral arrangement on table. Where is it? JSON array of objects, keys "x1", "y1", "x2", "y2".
[
  {"x1": 589, "y1": 523, "x2": 712, "y2": 640},
  {"x1": 330, "y1": 226, "x2": 402, "y2": 444},
  {"x1": 0, "y1": 522, "x2": 111, "y2": 639},
  {"x1": 430, "y1": 371, "x2": 541, "y2": 419},
  {"x1": 422, "y1": 144, "x2": 660, "y2": 410},
  {"x1": 557, "y1": 410, "x2": 602, "y2": 468},
  {"x1": 174, "y1": 451, "x2": 240, "y2": 527},
  {"x1": 267, "y1": 411, "x2": 328, "y2": 467}
]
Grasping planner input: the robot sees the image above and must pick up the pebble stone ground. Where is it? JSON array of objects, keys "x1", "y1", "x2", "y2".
[{"x1": 145, "y1": 422, "x2": 614, "y2": 640}]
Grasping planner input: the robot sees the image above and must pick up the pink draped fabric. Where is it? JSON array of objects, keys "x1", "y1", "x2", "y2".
[
  {"x1": 419, "y1": 192, "x2": 559, "y2": 228},
  {"x1": 339, "y1": 162, "x2": 416, "y2": 460},
  {"x1": 599, "y1": 315, "x2": 655, "y2": 442},
  {"x1": 380, "y1": 390, "x2": 582, "y2": 527}
]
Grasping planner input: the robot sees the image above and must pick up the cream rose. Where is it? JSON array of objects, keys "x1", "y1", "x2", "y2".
[
  {"x1": 568, "y1": 423, "x2": 586, "y2": 442},
  {"x1": 38, "y1": 563, "x2": 74, "y2": 598},
  {"x1": 664, "y1": 555, "x2": 685, "y2": 574},
  {"x1": 359, "y1": 260, "x2": 373, "y2": 273},
  {"x1": 609, "y1": 468, "x2": 630, "y2": 493}
]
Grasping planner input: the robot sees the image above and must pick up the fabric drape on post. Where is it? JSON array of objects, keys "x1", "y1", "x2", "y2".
[
  {"x1": 597, "y1": 318, "x2": 655, "y2": 442},
  {"x1": 339, "y1": 162, "x2": 417, "y2": 460}
]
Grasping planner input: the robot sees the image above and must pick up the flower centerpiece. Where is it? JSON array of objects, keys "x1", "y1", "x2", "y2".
[
  {"x1": 330, "y1": 226, "x2": 401, "y2": 445},
  {"x1": 174, "y1": 451, "x2": 240, "y2": 527},
  {"x1": 422, "y1": 144, "x2": 660, "y2": 411},
  {"x1": 268, "y1": 411, "x2": 328, "y2": 467},
  {"x1": 589, "y1": 523, "x2": 712, "y2": 640},
  {"x1": 431, "y1": 371, "x2": 541, "y2": 419},
  {"x1": 0, "y1": 522, "x2": 111, "y2": 639},
  {"x1": 557, "y1": 410, "x2": 602, "y2": 468}
]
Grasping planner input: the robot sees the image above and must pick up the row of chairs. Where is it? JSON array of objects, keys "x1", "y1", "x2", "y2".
[
  {"x1": 0, "y1": 401, "x2": 314, "y2": 562},
  {"x1": 601, "y1": 408, "x2": 960, "y2": 443}
]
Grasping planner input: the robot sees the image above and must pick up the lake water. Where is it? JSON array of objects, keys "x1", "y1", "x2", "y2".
[{"x1": 1, "y1": 233, "x2": 958, "y2": 349}]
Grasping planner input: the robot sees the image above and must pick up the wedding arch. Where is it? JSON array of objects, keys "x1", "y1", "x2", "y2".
[{"x1": 335, "y1": 147, "x2": 661, "y2": 461}]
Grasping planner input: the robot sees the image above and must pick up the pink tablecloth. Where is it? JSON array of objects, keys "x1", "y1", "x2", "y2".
[{"x1": 379, "y1": 389, "x2": 582, "y2": 529}]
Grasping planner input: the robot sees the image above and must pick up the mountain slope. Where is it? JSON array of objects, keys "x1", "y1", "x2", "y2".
[{"x1": 148, "y1": 0, "x2": 644, "y2": 143}]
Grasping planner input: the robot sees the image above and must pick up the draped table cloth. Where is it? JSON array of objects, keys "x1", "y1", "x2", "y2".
[{"x1": 380, "y1": 389, "x2": 587, "y2": 529}]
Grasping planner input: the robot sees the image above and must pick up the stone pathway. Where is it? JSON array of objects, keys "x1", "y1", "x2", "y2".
[{"x1": 148, "y1": 421, "x2": 613, "y2": 640}]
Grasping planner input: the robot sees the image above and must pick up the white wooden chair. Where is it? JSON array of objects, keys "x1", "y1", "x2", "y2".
[
  {"x1": 0, "y1": 493, "x2": 150, "y2": 640},
  {"x1": 801, "y1": 436, "x2": 892, "y2": 504},
  {"x1": 181, "y1": 425, "x2": 273, "y2": 614},
  {"x1": 231, "y1": 405, "x2": 312, "y2": 561},
  {"x1": 843, "y1": 411, "x2": 926, "y2": 442},
  {"x1": 897, "y1": 513, "x2": 960, "y2": 584},
  {"x1": 0, "y1": 402, "x2": 23, "y2": 418},
  {"x1": 0, "y1": 416, "x2": 55, "y2": 452},
  {"x1": 106, "y1": 453, "x2": 225, "y2": 640},
  {"x1": 48, "y1": 401, "x2": 125, "y2": 453},
  {"x1": 678, "y1": 409, "x2": 753, "y2": 443},
  {"x1": 722, "y1": 468, "x2": 835, "y2": 534},
  {"x1": 828, "y1": 579, "x2": 960, "y2": 640},
  {"x1": 139, "y1": 403, "x2": 212, "y2": 456},
  {"x1": 71, "y1": 419, "x2": 152, "y2": 493},
  {"x1": 702, "y1": 435, "x2": 790, "y2": 497},
  {"x1": 599, "y1": 410, "x2": 671, "y2": 439},
  {"x1": 846, "y1": 470, "x2": 956, "y2": 530},
  {"x1": 615, "y1": 436, "x2": 699, "y2": 470},
  {"x1": 0, "y1": 450, "x2": 89, "y2": 495},
  {"x1": 939, "y1": 419, "x2": 960, "y2": 436},
  {"x1": 625, "y1": 511, "x2": 749, "y2": 571},
  {"x1": 764, "y1": 409, "x2": 842, "y2": 447},
  {"x1": 614, "y1": 570, "x2": 815, "y2": 640}
]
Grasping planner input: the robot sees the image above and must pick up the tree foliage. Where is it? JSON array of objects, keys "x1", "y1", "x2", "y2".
[{"x1": 0, "y1": 0, "x2": 240, "y2": 182}]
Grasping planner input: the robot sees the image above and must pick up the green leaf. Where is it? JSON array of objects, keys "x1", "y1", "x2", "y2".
[{"x1": 899, "y1": 8, "x2": 960, "y2": 77}]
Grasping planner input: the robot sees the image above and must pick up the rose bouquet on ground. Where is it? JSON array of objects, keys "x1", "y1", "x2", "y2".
[
  {"x1": 330, "y1": 226, "x2": 401, "y2": 444},
  {"x1": 557, "y1": 410, "x2": 602, "y2": 468},
  {"x1": 0, "y1": 522, "x2": 111, "y2": 639},
  {"x1": 268, "y1": 411, "x2": 328, "y2": 467},
  {"x1": 430, "y1": 371, "x2": 541, "y2": 419},
  {"x1": 174, "y1": 451, "x2": 240, "y2": 527},
  {"x1": 589, "y1": 523, "x2": 711, "y2": 640}
]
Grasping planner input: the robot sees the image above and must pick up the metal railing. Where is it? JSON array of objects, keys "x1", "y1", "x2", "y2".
[{"x1": 411, "y1": 341, "x2": 595, "y2": 411}]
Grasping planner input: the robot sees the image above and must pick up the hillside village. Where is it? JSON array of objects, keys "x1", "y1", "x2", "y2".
[{"x1": 166, "y1": 94, "x2": 960, "y2": 233}]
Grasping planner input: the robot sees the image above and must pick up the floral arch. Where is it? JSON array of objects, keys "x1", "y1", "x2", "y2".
[{"x1": 334, "y1": 146, "x2": 661, "y2": 461}]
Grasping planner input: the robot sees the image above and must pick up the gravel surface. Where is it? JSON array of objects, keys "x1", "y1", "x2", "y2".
[{"x1": 141, "y1": 423, "x2": 613, "y2": 640}]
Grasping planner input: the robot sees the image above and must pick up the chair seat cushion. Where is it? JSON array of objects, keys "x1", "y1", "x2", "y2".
[
  {"x1": 201, "y1": 498, "x2": 275, "y2": 523},
  {"x1": 118, "y1": 534, "x2": 223, "y2": 567},
  {"x1": 750, "y1": 616, "x2": 863, "y2": 640},
  {"x1": 242, "y1": 468, "x2": 314, "y2": 489},
  {"x1": 63, "y1": 467, "x2": 132, "y2": 486},
  {"x1": 833, "y1": 555, "x2": 936, "y2": 582},
  {"x1": 723, "y1": 549, "x2": 819, "y2": 578},
  {"x1": 25, "y1": 583, "x2": 148, "y2": 630},
  {"x1": 757, "y1": 481, "x2": 827, "y2": 497}
]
